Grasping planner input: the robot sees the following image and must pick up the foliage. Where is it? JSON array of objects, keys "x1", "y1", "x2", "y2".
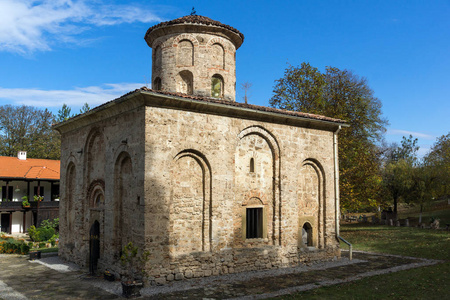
[
  {"x1": 22, "y1": 199, "x2": 30, "y2": 207},
  {"x1": 270, "y1": 63, "x2": 388, "y2": 210},
  {"x1": 0, "y1": 236, "x2": 30, "y2": 254},
  {"x1": 80, "y1": 102, "x2": 91, "y2": 114},
  {"x1": 56, "y1": 103, "x2": 73, "y2": 123},
  {"x1": 40, "y1": 218, "x2": 59, "y2": 232},
  {"x1": 382, "y1": 135, "x2": 419, "y2": 214},
  {"x1": 120, "y1": 242, "x2": 150, "y2": 281},
  {"x1": 424, "y1": 132, "x2": 450, "y2": 198},
  {"x1": 34, "y1": 195, "x2": 44, "y2": 202},
  {"x1": 0, "y1": 105, "x2": 60, "y2": 159},
  {"x1": 28, "y1": 224, "x2": 56, "y2": 242},
  {"x1": 382, "y1": 135, "x2": 444, "y2": 222}
]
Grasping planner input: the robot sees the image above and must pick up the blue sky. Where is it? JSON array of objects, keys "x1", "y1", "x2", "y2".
[{"x1": 0, "y1": 0, "x2": 449, "y2": 156}]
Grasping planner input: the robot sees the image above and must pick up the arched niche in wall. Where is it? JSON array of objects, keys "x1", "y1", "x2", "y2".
[
  {"x1": 176, "y1": 70, "x2": 193, "y2": 95},
  {"x1": 153, "y1": 77, "x2": 162, "y2": 91},
  {"x1": 170, "y1": 149, "x2": 212, "y2": 255},
  {"x1": 153, "y1": 45, "x2": 162, "y2": 72},
  {"x1": 113, "y1": 151, "x2": 135, "y2": 255},
  {"x1": 298, "y1": 159, "x2": 326, "y2": 249},
  {"x1": 236, "y1": 126, "x2": 281, "y2": 245},
  {"x1": 211, "y1": 43, "x2": 225, "y2": 69},
  {"x1": 177, "y1": 39, "x2": 194, "y2": 66},
  {"x1": 65, "y1": 162, "x2": 76, "y2": 242}
]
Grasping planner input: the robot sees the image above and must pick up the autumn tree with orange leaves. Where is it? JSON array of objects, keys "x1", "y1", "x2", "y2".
[{"x1": 270, "y1": 63, "x2": 388, "y2": 211}]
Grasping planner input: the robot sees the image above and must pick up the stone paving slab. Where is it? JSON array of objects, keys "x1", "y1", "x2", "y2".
[{"x1": 0, "y1": 252, "x2": 441, "y2": 299}]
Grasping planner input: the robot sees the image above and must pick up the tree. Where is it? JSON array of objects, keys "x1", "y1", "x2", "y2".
[
  {"x1": 80, "y1": 103, "x2": 90, "y2": 114},
  {"x1": 0, "y1": 105, "x2": 60, "y2": 159},
  {"x1": 270, "y1": 63, "x2": 388, "y2": 211},
  {"x1": 382, "y1": 135, "x2": 421, "y2": 219},
  {"x1": 424, "y1": 132, "x2": 450, "y2": 199},
  {"x1": 56, "y1": 104, "x2": 73, "y2": 123},
  {"x1": 406, "y1": 164, "x2": 434, "y2": 224},
  {"x1": 240, "y1": 82, "x2": 253, "y2": 104}
]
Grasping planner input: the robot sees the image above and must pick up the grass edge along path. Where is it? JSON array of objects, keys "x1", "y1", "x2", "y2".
[{"x1": 272, "y1": 224, "x2": 449, "y2": 299}]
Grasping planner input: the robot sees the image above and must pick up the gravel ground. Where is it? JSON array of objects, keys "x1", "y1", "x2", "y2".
[
  {"x1": 10, "y1": 251, "x2": 440, "y2": 299},
  {"x1": 140, "y1": 256, "x2": 365, "y2": 297},
  {"x1": 27, "y1": 255, "x2": 366, "y2": 298}
]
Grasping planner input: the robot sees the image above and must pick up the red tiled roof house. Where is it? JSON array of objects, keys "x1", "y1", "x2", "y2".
[{"x1": 0, "y1": 151, "x2": 60, "y2": 234}]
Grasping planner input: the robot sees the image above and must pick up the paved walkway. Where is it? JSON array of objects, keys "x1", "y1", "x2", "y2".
[{"x1": 0, "y1": 252, "x2": 440, "y2": 299}]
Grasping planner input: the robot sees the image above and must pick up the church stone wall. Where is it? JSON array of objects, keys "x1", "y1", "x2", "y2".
[
  {"x1": 58, "y1": 99, "x2": 340, "y2": 285},
  {"x1": 142, "y1": 106, "x2": 339, "y2": 285},
  {"x1": 58, "y1": 106, "x2": 147, "y2": 272}
]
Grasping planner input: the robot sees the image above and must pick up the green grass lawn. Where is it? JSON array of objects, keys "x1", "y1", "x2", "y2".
[{"x1": 274, "y1": 222, "x2": 450, "y2": 299}]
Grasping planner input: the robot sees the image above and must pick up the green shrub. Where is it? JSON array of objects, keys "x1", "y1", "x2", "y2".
[
  {"x1": 40, "y1": 218, "x2": 59, "y2": 232},
  {"x1": 0, "y1": 238, "x2": 30, "y2": 254},
  {"x1": 28, "y1": 225, "x2": 38, "y2": 241},
  {"x1": 48, "y1": 233, "x2": 59, "y2": 246},
  {"x1": 28, "y1": 225, "x2": 55, "y2": 242},
  {"x1": 38, "y1": 242, "x2": 46, "y2": 248}
]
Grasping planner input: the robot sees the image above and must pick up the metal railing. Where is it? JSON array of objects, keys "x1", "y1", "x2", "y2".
[{"x1": 338, "y1": 236, "x2": 352, "y2": 261}]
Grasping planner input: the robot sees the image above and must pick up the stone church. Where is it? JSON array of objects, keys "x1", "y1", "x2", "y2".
[{"x1": 54, "y1": 15, "x2": 348, "y2": 284}]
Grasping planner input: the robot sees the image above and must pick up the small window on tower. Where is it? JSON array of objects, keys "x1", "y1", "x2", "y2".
[
  {"x1": 250, "y1": 158, "x2": 255, "y2": 173},
  {"x1": 153, "y1": 77, "x2": 161, "y2": 90},
  {"x1": 211, "y1": 75, "x2": 223, "y2": 98}
]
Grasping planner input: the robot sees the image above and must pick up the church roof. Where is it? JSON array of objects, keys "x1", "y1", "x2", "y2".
[
  {"x1": 145, "y1": 15, "x2": 245, "y2": 41},
  {"x1": 58, "y1": 87, "x2": 347, "y2": 127},
  {"x1": 0, "y1": 156, "x2": 60, "y2": 180},
  {"x1": 138, "y1": 87, "x2": 347, "y2": 124}
]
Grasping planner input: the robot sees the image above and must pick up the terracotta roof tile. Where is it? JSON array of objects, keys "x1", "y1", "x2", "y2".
[
  {"x1": 55, "y1": 87, "x2": 347, "y2": 127},
  {"x1": 0, "y1": 156, "x2": 60, "y2": 180},
  {"x1": 138, "y1": 87, "x2": 347, "y2": 124},
  {"x1": 145, "y1": 15, "x2": 244, "y2": 41}
]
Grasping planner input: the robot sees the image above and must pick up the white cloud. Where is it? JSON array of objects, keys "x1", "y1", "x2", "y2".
[
  {"x1": 0, "y1": 83, "x2": 146, "y2": 108},
  {"x1": 0, "y1": 0, "x2": 162, "y2": 54},
  {"x1": 386, "y1": 129, "x2": 435, "y2": 140}
]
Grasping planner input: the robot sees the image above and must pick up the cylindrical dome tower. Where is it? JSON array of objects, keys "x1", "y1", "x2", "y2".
[{"x1": 145, "y1": 15, "x2": 244, "y2": 102}]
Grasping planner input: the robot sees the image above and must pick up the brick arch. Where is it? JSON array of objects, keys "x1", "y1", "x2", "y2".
[
  {"x1": 237, "y1": 125, "x2": 282, "y2": 245},
  {"x1": 301, "y1": 158, "x2": 326, "y2": 248},
  {"x1": 172, "y1": 34, "x2": 200, "y2": 47},
  {"x1": 172, "y1": 149, "x2": 212, "y2": 253},
  {"x1": 206, "y1": 37, "x2": 229, "y2": 49},
  {"x1": 242, "y1": 190, "x2": 268, "y2": 206},
  {"x1": 87, "y1": 179, "x2": 105, "y2": 209}
]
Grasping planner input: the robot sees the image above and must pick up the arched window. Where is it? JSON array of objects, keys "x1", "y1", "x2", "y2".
[
  {"x1": 177, "y1": 40, "x2": 194, "y2": 66},
  {"x1": 65, "y1": 163, "x2": 76, "y2": 239},
  {"x1": 211, "y1": 75, "x2": 223, "y2": 98},
  {"x1": 153, "y1": 45, "x2": 162, "y2": 69},
  {"x1": 153, "y1": 77, "x2": 161, "y2": 90},
  {"x1": 211, "y1": 43, "x2": 225, "y2": 69},
  {"x1": 249, "y1": 158, "x2": 255, "y2": 173},
  {"x1": 302, "y1": 222, "x2": 313, "y2": 247},
  {"x1": 176, "y1": 70, "x2": 193, "y2": 95}
]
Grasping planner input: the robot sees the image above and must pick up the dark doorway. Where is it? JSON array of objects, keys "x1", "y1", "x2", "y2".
[
  {"x1": 89, "y1": 220, "x2": 100, "y2": 274},
  {"x1": 302, "y1": 223, "x2": 313, "y2": 247},
  {"x1": 1, "y1": 214, "x2": 10, "y2": 234}
]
